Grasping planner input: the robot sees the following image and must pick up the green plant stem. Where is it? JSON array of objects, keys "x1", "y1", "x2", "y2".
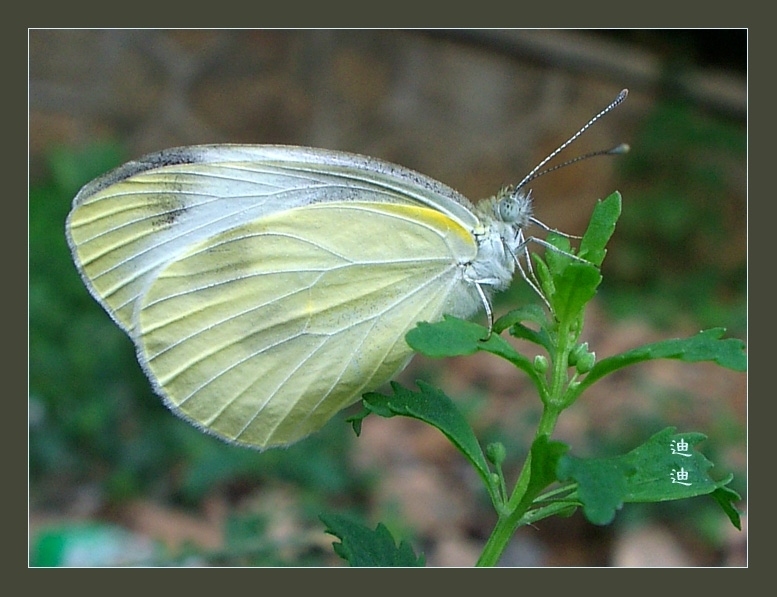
[
  {"x1": 548, "y1": 320, "x2": 574, "y2": 405},
  {"x1": 476, "y1": 509, "x2": 525, "y2": 566},
  {"x1": 537, "y1": 404, "x2": 560, "y2": 437},
  {"x1": 477, "y1": 402, "x2": 564, "y2": 566},
  {"x1": 477, "y1": 320, "x2": 575, "y2": 566}
]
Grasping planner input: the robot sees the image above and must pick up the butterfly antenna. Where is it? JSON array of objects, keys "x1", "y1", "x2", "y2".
[
  {"x1": 515, "y1": 89, "x2": 629, "y2": 191},
  {"x1": 524, "y1": 143, "x2": 630, "y2": 185}
]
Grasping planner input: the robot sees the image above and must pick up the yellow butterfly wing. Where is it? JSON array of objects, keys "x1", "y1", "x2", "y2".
[
  {"x1": 67, "y1": 146, "x2": 486, "y2": 449},
  {"x1": 66, "y1": 145, "x2": 480, "y2": 334},
  {"x1": 137, "y1": 201, "x2": 477, "y2": 448}
]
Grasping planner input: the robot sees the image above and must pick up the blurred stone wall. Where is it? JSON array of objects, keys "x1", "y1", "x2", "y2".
[
  {"x1": 29, "y1": 29, "x2": 746, "y2": 239},
  {"x1": 26, "y1": 31, "x2": 704, "y2": 229}
]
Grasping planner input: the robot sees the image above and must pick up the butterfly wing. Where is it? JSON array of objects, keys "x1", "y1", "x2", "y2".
[
  {"x1": 66, "y1": 145, "x2": 479, "y2": 334},
  {"x1": 66, "y1": 145, "x2": 483, "y2": 448}
]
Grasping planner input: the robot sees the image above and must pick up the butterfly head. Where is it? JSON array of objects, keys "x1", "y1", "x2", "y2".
[{"x1": 496, "y1": 185, "x2": 533, "y2": 230}]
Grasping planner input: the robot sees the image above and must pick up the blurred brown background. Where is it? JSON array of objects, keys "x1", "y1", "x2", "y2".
[{"x1": 29, "y1": 29, "x2": 746, "y2": 567}]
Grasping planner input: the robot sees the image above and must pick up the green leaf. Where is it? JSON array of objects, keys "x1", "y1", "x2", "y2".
[
  {"x1": 509, "y1": 323, "x2": 553, "y2": 355},
  {"x1": 543, "y1": 232, "x2": 574, "y2": 275},
  {"x1": 406, "y1": 316, "x2": 541, "y2": 385},
  {"x1": 550, "y1": 262, "x2": 602, "y2": 323},
  {"x1": 494, "y1": 305, "x2": 553, "y2": 353},
  {"x1": 406, "y1": 315, "x2": 487, "y2": 357},
  {"x1": 354, "y1": 382, "x2": 495, "y2": 499},
  {"x1": 477, "y1": 333, "x2": 538, "y2": 375},
  {"x1": 532, "y1": 256, "x2": 555, "y2": 300},
  {"x1": 523, "y1": 435, "x2": 569, "y2": 506},
  {"x1": 320, "y1": 513, "x2": 425, "y2": 567},
  {"x1": 493, "y1": 304, "x2": 547, "y2": 335},
  {"x1": 578, "y1": 192, "x2": 622, "y2": 266},
  {"x1": 557, "y1": 428, "x2": 737, "y2": 526},
  {"x1": 533, "y1": 229, "x2": 602, "y2": 323},
  {"x1": 530, "y1": 193, "x2": 619, "y2": 321},
  {"x1": 582, "y1": 328, "x2": 746, "y2": 392},
  {"x1": 710, "y1": 485, "x2": 743, "y2": 530}
]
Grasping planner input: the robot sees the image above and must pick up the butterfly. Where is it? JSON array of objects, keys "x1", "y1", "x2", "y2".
[{"x1": 66, "y1": 90, "x2": 628, "y2": 449}]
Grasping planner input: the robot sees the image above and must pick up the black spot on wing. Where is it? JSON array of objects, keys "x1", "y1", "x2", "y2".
[{"x1": 149, "y1": 189, "x2": 188, "y2": 230}]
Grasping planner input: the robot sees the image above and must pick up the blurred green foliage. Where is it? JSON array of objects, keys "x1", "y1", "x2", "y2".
[
  {"x1": 30, "y1": 144, "x2": 368, "y2": 565},
  {"x1": 604, "y1": 96, "x2": 746, "y2": 335}
]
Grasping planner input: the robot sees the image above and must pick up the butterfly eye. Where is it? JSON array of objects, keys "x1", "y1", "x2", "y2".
[{"x1": 497, "y1": 189, "x2": 532, "y2": 226}]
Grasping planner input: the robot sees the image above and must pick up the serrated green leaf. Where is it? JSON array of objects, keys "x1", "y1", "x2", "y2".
[
  {"x1": 406, "y1": 315, "x2": 487, "y2": 357},
  {"x1": 359, "y1": 382, "x2": 495, "y2": 498},
  {"x1": 530, "y1": 193, "x2": 618, "y2": 321},
  {"x1": 582, "y1": 329, "x2": 746, "y2": 391},
  {"x1": 557, "y1": 428, "x2": 736, "y2": 525},
  {"x1": 544, "y1": 232, "x2": 574, "y2": 275},
  {"x1": 524, "y1": 435, "x2": 569, "y2": 504},
  {"x1": 320, "y1": 513, "x2": 425, "y2": 567},
  {"x1": 556, "y1": 455, "x2": 633, "y2": 526},
  {"x1": 406, "y1": 316, "x2": 540, "y2": 384},
  {"x1": 493, "y1": 304, "x2": 547, "y2": 334},
  {"x1": 550, "y1": 262, "x2": 602, "y2": 323},
  {"x1": 493, "y1": 305, "x2": 553, "y2": 353},
  {"x1": 578, "y1": 192, "x2": 622, "y2": 266},
  {"x1": 710, "y1": 485, "x2": 743, "y2": 530},
  {"x1": 508, "y1": 323, "x2": 553, "y2": 354}
]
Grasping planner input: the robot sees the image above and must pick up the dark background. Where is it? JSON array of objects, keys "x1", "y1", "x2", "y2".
[{"x1": 29, "y1": 29, "x2": 746, "y2": 567}]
